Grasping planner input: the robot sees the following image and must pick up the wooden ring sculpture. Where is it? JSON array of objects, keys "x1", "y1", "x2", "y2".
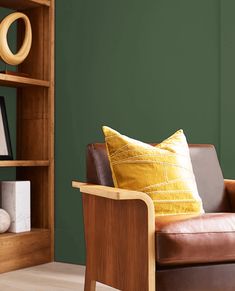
[{"x1": 0, "y1": 12, "x2": 32, "y2": 66}]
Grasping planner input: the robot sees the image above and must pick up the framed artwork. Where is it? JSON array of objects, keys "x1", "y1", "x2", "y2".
[{"x1": 0, "y1": 96, "x2": 13, "y2": 160}]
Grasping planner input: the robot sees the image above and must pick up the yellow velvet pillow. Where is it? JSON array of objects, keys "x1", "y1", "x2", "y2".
[{"x1": 103, "y1": 126, "x2": 204, "y2": 216}]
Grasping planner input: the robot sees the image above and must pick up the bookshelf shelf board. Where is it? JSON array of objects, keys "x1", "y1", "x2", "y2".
[
  {"x1": 0, "y1": 74, "x2": 49, "y2": 88},
  {"x1": 0, "y1": 228, "x2": 51, "y2": 273},
  {"x1": 0, "y1": 160, "x2": 49, "y2": 167},
  {"x1": 0, "y1": 0, "x2": 50, "y2": 10},
  {"x1": 0, "y1": 228, "x2": 49, "y2": 239}
]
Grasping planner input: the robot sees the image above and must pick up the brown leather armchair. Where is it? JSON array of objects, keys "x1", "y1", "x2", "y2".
[{"x1": 72, "y1": 144, "x2": 235, "y2": 291}]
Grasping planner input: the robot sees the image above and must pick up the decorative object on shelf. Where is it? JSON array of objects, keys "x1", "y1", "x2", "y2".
[
  {"x1": 0, "y1": 12, "x2": 32, "y2": 66},
  {"x1": 1, "y1": 181, "x2": 31, "y2": 233},
  {"x1": 0, "y1": 208, "x2": 11, "y2": 233},
  {"x1": 0, "y1": 96, "x2": 12, "y2": 160}
]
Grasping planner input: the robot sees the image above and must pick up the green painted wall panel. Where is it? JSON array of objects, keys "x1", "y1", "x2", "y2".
[
  {"x1": 220, "y1": 0, "x2": 235, "y2": 178},
  {"x1": 55, "y1": 0, "x2": 221, "y2": 264}
]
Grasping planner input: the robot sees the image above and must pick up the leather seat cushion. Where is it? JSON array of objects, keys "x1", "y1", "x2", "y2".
[{"x1": 156, "y1": 213, "x2": 235, "y2": 266}]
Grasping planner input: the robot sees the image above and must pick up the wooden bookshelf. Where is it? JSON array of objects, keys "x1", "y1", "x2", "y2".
[{"x1": 0, "y1": 0, "x2": 54, "y2": 274}]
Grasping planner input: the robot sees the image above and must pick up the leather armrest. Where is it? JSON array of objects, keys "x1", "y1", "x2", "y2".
[{"x1": 224, "y1": 179, "x2": 235, "y2": 211}]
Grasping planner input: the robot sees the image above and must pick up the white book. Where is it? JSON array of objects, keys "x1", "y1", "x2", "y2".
[{"x1": 1, "y1": 181, "x2": 31, "y2": 233}]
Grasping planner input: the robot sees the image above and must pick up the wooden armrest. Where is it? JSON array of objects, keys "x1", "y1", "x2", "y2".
[
  {"x1": 224, "y1": 179, "x2": 235, "y2": 211},
  {"x1": 72, "y1": 180, "x2": 154, "y2": 209}
]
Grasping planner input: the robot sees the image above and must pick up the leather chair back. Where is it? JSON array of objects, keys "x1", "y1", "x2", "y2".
[{"x1": 86, "y1": 143, "x2": 230, "y2": 212}]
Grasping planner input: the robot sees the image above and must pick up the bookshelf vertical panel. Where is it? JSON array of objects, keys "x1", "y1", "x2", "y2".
[
  {"x1": 17, "y1": 88, "x2": 48, "y2": 160},
  {"x1": 48, "y1": 0, "x2": 55, "y2": 259},
  {"x1": 17, "y1": 6, "x2": 49, "y2": 160},
  {"x1": 16, "y1": 5, "x2": 50, "y2": 249},
  {"x1": 18, "y1": 7, "x2": 46, "y2": 79}
]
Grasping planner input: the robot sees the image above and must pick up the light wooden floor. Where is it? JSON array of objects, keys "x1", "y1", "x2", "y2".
[{"x1": 0, "y1": 262, "x2": 119, "y2": 291}]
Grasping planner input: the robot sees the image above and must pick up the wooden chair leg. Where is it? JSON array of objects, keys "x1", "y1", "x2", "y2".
[{"x1": 84, "y1": 268, "x2": 96, "y2": 291}]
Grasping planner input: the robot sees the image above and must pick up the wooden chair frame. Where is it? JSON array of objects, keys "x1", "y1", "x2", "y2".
[{"x1": 72, "y1": 181, "x2": 155, "y2": 291}]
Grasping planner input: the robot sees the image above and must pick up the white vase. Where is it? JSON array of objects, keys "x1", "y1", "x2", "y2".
[{"x1": 0, "y1": 208, "x2": 11, "y2": 233}]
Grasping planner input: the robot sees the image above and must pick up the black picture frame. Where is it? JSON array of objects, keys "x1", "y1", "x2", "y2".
[{"x1": 0, "y1": 96, "x2": 13, "y2": 160}]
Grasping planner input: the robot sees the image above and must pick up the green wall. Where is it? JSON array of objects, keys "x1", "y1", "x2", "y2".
[
  {"x1": 220, "y1": 0, "x2": 235, "y2": 176},
  {"x1": 55, "y1": 0, "x2": 234, "y2": 264}
]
